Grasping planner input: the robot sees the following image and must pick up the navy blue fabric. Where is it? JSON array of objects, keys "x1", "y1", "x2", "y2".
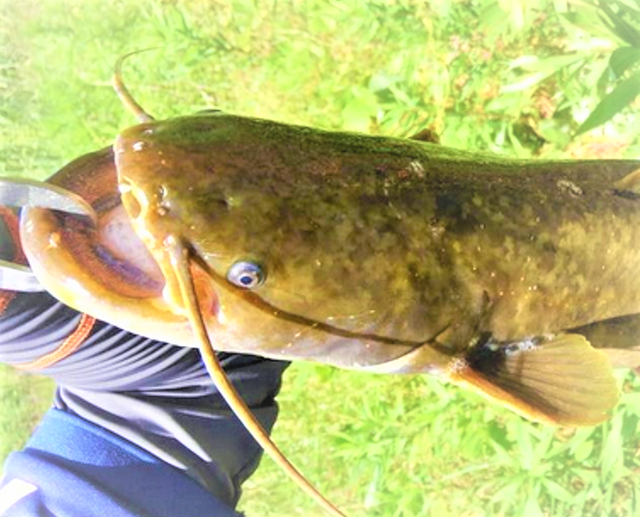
[{"x1": 0, "y1": 409, "x2": 240, "y2": 516}]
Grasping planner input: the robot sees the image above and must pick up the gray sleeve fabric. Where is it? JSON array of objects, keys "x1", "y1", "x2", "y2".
[
  {"x1": 0, "y1": 214, "x2": 290, "y2": 508},
  {"x1": 54, "y1": 353, "x2": 289, "y2": 508}
]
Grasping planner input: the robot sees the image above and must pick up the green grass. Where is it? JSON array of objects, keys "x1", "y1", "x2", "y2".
[
  {"x1": 2, "y1": 0, "x2": 640, "y2": 516},
  {"x1": 245, "y1": 366, "x2": 640, "y2": 517},
  {"x1": 0, "y1": 365, "x2": 54, "y2": 463}
]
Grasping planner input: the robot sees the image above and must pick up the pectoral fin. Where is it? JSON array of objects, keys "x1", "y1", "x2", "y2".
[{"x1": 446, "y1": 333, "x2": 619, "y2": 426}]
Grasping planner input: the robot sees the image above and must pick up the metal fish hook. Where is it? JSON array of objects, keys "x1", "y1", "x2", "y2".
[
  {"x1": 0, "y1": 178, "x2": 97, "y2": 222},
  {"x1": 0, "y1": 178, "x2": 98, "y2": 292}
]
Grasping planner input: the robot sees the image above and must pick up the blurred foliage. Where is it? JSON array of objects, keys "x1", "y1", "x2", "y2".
[
  {"x1": 1, "y1": 0, "x2": 640, "y2": 516},
  {"x1": 0, "y1": 365, "x2": 52, "y2": 465}
]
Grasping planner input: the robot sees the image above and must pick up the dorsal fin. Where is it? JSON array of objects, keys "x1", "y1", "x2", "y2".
[
  {"x1": 409, "y1": 128, "x2": 440, "y2": 144},
  {"x1": 614, "y1": 167, "x2": 640, "y2": 196}
]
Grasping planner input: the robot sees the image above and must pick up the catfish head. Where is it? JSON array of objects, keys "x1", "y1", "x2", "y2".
[{"x1": 112, "y1": 112, "x2": 464, "y2": 370}]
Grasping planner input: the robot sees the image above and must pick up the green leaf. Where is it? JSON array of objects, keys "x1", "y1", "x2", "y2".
[
  {"x1": 523, "y1": 494, "x2": 544, "y2": 517},
  {"x1": 576, "y1": 71, "x2": 640, "y2": 135},
  {"x1": 507, "y1": 124, "x2": 528, "y2": 158},
  {"x1": 501, "y1": 72, "x2": 548, "y2": 93},
  {"x1": 503, "y1": 54, "x2": 586, "y2": 93},
  {"x1": 516, "y1": 428, "x2": 534, "y2": 470},
  {"x1": 601, "y1": 414, "x2": 625, "y2": 481},
  {"x1": 572, "y1": 439, "x2": 594, "y2": 463},
  {"x1": 614, "y1": 0, "x2": 640, "y2": 13},
  {"x1": 598, "y1": 1, "x2": 640, "y2": 48},
  {"x1": 610, "y1": 47, "x2": 640, "y2": 77},
  {"x1": 542, "y1": 478, "x2": 574, "y2": 503},
  {"x1": 532, "y1": 428, "x2": 555, "y2": 463},
  {"x1": 560, "y1": 6, "x2": 620, "y2": 41},
  {"x1": 508, "y1": 53, "x2": 586, "y2": 73},
  {"x1": 492, "y1": 479, "x2": 522, "y2": 503},
  {"x1": 554, "y1": 0, "x2": 568, "y2": 12},
  {"x1": 341, "y1": 86, "x2": 379, "y2": 132},
  {"x1": 490, "y1": 439, "x2": 514, "y2": 465},
  {"x1": 621, "y1": 392, "x2": 640, "y2": 417},
  {"x1": 368, "y1": 73, "x2": 398, "y2": 92}
]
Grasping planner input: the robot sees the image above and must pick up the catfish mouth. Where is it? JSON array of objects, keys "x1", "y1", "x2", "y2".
[
  {"x1": 66, "y1": 201, "x2": 165, "y2": 297},
  {"x1": 18, "y1": 147, "x2": 172, "y2": 311}
]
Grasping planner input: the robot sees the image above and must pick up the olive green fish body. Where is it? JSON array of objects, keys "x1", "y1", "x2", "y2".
[
  {"x1": 429, "y1": 161, "x2": 640, "y2": 346},
  {"x1": 20, "y1": 112, "x2": 640, "y2": 425},
  {"x1": 116, "y1": 115, "x2": 640, "y2": 357}
]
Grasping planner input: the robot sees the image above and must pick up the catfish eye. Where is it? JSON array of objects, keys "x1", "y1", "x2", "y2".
[{"x1": 227, "y1": 261, "x2": 265, "y2": 289}]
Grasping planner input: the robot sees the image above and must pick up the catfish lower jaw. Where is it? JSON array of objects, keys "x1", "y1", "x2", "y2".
[
  {"x1": 20, "y1": 147, "x2": 168, "y2": 305},
  {"x1": 97, "y1": 203, "x2": 165, "y2": 294}
]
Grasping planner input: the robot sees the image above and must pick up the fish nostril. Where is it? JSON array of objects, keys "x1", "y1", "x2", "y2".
[
  {"x1": 118, "y1": 179, "x2": 156, "y2": 222},
  {"x1": 118, "y1": 183, "x2": 144, "y2": 220}
]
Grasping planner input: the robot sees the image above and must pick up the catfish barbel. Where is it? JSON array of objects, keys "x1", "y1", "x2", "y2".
[{"x1": 9, "y1": 62, "x2": 640, "y2": 516}]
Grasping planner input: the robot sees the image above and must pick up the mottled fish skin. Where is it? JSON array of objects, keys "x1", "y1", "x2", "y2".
[
  {"x1": 18, "y1": 111, "x2": 640, "y2": 425},
  {"x1": 112, "y1": 113, "x2": 640, "y2": 371}
]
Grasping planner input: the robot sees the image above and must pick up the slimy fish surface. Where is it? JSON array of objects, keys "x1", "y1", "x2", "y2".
[{"x1": 18, "y1": 111, "x2": 640, "y2": 428}]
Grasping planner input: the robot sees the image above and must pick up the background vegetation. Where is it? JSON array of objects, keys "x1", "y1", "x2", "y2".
[{"x1": 2, "y1": 0, "x2": 640, "y2": 516}]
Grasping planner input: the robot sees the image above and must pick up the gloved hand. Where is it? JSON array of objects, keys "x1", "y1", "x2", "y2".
[{"x1": 0, "y1": 206, "x2": 289, "y2": 516}]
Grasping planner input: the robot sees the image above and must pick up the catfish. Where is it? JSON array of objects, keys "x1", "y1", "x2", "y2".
[
  {"x1": 12, "y1": 71, "x2": 640, "y2": 517},
  {"x1": 20, "y1": 112, "x2": 640, "y2": 426}
]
